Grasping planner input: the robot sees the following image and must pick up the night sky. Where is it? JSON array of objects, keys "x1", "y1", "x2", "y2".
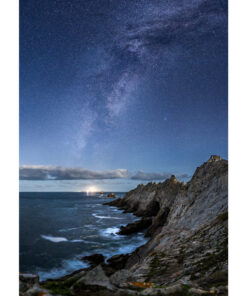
[{"x1": 20, "y1": 0, "x2": 228, "y2": 192}]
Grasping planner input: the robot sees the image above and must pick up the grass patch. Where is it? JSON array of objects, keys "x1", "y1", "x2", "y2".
[
  {"x1": 192, "y1": 239, "x2": 228, "y2": 275},
  {"x1": 40, "y1": 275, "x2": 81, "y2": 295},
  {"x1": 41, "y1": 280, "x2": 73, "y2": 295},
  {"x1": 146, "y1": 253, "x2": 168, "y2": 280}
]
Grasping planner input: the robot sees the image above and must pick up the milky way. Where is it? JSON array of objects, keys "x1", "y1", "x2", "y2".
[{"x1": 20, "y1": 0, "x2": 227, "y2": 191}]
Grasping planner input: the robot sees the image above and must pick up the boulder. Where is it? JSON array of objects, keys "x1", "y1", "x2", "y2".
[
  {"x1": 107, "y1": 193, "x2": 116, "y2": 198},
  {"x1": 102, "y1": 254, "x2": 130, "y2": 276},
  {"x1": 81, "y1": 253, "x2": 105, "y2": 267},
  {"x1": 73, "y1": 265, "x2": 115, "y2": 291},
  {"x1": 19, "y1": 273, "x2": 39, "y2": 293}
]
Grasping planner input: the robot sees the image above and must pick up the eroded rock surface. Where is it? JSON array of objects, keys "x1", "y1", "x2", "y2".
[{"x1": 124, "y1": 156, "x2": 228, "y2": 291}]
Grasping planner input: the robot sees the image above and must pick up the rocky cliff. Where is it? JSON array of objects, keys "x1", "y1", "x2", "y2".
[{"x1": 20, "y1": 155, "x2": 228, "y2": 296}]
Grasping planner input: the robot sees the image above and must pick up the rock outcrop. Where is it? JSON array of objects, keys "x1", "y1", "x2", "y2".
[
  {"x1": 107, "y1": 155, "x2": 228, "y2": 293},
  {"x1": 123, "y1": 155, "x2": 228, "y2": 290},
  {"x1": 81, "y1": 254, "x2": 106, "y2": 267},
  {"x1": 19, "y1": 273, "x2": 52, "y2": 296},
  {"x1": 107, "y1": 193, "x2": 116, "y2": 198},
  {"x1": 118, "y1": 217, "x2": 152, "y2": 235},
  {"x1": 20, "y1": 155, "x2": 228, "y2": 296}
]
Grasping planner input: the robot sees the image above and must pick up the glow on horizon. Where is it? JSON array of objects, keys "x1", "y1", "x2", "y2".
[{"x1": 85, "y1": 186, "x2": 99, "y2": 195}]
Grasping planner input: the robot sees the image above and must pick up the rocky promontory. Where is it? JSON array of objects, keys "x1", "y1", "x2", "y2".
[{"x1": 20, "y1": 155, "x2": 228, "y2": 296}]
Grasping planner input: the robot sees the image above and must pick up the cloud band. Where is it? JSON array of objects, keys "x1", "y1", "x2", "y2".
[{"x1": 20, "y1": 165, "x2": 190, "y2": 181}]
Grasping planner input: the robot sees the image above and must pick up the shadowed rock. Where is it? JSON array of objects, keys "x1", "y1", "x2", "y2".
[
  {"x1": 101, "y1": 254, "x2": 131, "y2": 276},
  {"x1": 145, "y1": 206, "x2": 170, "y2": 237},
  {"x1": 107, "y1": 192, "x2": 116, "y2": 198},
  {"x1": 117, "y1": 217, "x2": 152, "y2": 235},
  {"x1": 81, "y1": 254, "x2": 105, "y2": 267}
]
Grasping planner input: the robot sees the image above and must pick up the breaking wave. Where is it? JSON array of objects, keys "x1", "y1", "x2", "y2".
[{"x1": 92, "y1": 213, "x2": 123, "y2": 219}]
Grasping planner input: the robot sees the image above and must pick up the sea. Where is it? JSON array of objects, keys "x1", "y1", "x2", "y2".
[{"x1": 19, "y1": 192, "x2": 147, "y2": 281}]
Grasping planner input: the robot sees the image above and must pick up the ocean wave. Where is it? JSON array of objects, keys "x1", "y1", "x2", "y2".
[
  {"x1": 84, "y1": 224, "x2": 97, "y2": 230},
  {"x1": 41, "y1": 234, "x2": 99, "y2": 244},
  {"x1": 92, "y1": 213, "x2": 122, "y2": 219},
  {"x1": 100, "y1": 227, "x2": 120, "y2": 238},
  {"x1": 71, "y1": 239, "x2": 84, "y2": 242},
  {"x1": 38, "y1": 258, "x2": 88, "y2": 281},
  {"x1": 58, "y1": 226, "x2": 84, "y2": 232},
  {"x1": 41, "y1": 235, "x2": 68, "y2": 243}
]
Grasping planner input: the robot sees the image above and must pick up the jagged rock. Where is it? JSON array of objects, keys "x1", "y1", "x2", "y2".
[
  {"x1": 208, "y1": 155, "x2": 222, "y2": 162},
  {"x1": 19, "y1": 273, "x2": 39, "y2": 293},
  {"x1": 81, "y1": 253, "x2": 105, "y2": 267},
  {"x1": 121, "y1": 156, "x2": 228, "y2": 289},
  {"x1": 107, "y1": 254, "x2": 130, "y2": 269},
  {"x1": 73, "y1": 265, "x2": 115, "y2": 291},
  {"x1": 101, "y1": 253, "x2": 131, "y2": 276},
  {"x1": 118, "y1": 218, "x2": 152, "y2": 235},
  {"x1": 109, "y1": 174, "x2": 183, "y2": 220},
  {"x1": 109, "y1": 269, "x2": 132, "y2": 287}
]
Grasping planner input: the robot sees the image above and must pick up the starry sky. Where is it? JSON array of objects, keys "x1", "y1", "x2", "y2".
[{"x1": 20, "y1": 0, "x2": 228, "y2": 192}]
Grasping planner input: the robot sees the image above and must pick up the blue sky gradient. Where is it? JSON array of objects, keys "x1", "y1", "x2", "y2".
[{"x1": 20, "y1": 0, "x2": 228, "y2": 191}]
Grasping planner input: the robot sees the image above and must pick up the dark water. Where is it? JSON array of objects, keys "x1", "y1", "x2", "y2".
[{"x1": 20, "y1": 192, "x2": 147, "y2": 280}]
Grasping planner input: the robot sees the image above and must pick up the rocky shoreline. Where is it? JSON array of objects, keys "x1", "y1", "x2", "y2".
[{"x1": 20, "y1": 155, "x2": 228, "y2": 296}]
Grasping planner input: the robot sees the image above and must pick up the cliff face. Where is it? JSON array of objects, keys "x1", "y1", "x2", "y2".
[
  {"x1": 20, "y1": 156, "x2": 228, "y2": 296},
  {"x1": 123, "y1": 155, "x2": 228, "y2": 290}
]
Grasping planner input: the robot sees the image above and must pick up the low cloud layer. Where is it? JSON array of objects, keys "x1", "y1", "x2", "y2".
[
  {"x1": 20, "y1": 165, "x2": 190, "y2": 181},
  {"x1": 131, "y1": 171, "x2": 190, "y2": 181},
  {"x1": 20, "y1": 166, "x2": 130, "y2": 181}
]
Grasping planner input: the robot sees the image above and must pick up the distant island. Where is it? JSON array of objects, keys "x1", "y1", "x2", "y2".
[{"x1": 20, "y1": 155, "x2": 228, "y2": 296}]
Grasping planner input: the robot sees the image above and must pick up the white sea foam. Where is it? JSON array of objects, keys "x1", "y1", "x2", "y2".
[
  {"x1": 41, "y1": 235, "x2": 68, "y2": 243},
  {"x1": 41, "y1": 235, "x2": 92, "y2": 244},
  {"x1": 92, "y1": 213, "x2": 122, "y2": 219},
  {"x1": 71, "y1": 239, "x2": 84, "y2": 242},
  {"x1": 100, "y1": 226, "x2": 120, "y2": 237},
  {"x1": 116, "y1": 236, "x2": 148, "y2": 254}
]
